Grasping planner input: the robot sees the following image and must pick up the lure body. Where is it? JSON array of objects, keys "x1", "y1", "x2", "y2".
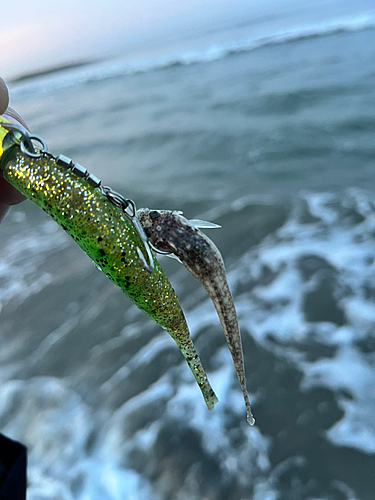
[
  {"x1": 0, "y1": 120, "x2": 218, "y2": 411},
  {"x1": 137, "y1": 209, "x2": 255, "y2": 425}
]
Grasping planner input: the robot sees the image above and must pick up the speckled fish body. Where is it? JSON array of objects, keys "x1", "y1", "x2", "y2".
[
  {"x1": 137, "y1": 208, "x2": 255, "y2": 425},
  {"x1": 0, "y1": 119, "x2": 218, "y2": 411}
]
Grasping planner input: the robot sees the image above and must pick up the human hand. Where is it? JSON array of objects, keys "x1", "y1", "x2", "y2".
[{"x1": 0, "y1": 77, "x2": 26, "y2": 223}]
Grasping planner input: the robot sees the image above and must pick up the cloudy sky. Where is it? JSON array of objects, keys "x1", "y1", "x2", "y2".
[{"x1": 1, "y1": 0, "x2": 372, "y2": 80}]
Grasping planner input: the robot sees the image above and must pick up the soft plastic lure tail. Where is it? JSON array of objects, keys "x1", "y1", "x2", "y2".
[
  {"x1": 0, "y1": 118, "x2": 218, "y2": 411},
  {"x1": 137, "y1": 208, "x2": 255, "y2": 425}
]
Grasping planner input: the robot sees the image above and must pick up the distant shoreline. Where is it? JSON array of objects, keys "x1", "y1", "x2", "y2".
[{"x1": 10, "y1": 60, "x2": 97, "y2": 83}]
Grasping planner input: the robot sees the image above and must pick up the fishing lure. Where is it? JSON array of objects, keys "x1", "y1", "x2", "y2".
[
  {"x1": 0, "y1": 117, "x2": 217, "y2": 411},
  {"x1": 0, "y1": 117, "x2": 255, "y2": 424},
  {"x1": 137, "y1": 209, "x2": 255, "y2": 425}
]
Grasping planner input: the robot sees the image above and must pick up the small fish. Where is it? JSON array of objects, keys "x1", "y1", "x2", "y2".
[
  {"x1": 137, "y1": 208, "x2": 255, "y2": 425},
  {"x1": 0, "y1": 118, "x2": 218, "y2": 411}
]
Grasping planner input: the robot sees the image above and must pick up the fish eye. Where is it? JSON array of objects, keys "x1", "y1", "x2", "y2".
[{"x1": 150, "y1": 211, "x2": 161, "y2": 220}]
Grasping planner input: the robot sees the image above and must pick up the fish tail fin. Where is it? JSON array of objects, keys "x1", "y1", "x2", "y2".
[{"x1": 239, "y1": 374, "x2": 255, "y2": 426}]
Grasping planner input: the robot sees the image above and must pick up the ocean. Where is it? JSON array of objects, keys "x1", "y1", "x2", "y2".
[{"x1": 1, "y1": 6, "x2": 375, "y2": 500}]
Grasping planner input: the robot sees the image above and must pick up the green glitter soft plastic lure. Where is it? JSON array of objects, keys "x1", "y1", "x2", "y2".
[{"x1": 0, "y1": 117, "x2": 218, "y2": 411}]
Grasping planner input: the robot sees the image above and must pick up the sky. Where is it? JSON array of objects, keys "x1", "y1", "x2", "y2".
[
  {"x1": 0, "y1": 0, "x2": 256, "y2": 79},
  {"x1": 1, "y1": 0, "x2": 373, "y2": 80}
]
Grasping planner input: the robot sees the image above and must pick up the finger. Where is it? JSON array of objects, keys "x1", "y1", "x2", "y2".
[
  {"x1": 0, "y1": 177, "x2": 26, "y2": 205},
  {"x1": 0, "y1": 78, "x2": 9, "y2": 115},
  {"x1": 0, "y1": 78, "x2": 27, "y2": 215}
]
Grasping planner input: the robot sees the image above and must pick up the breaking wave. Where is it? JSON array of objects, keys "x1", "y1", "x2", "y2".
[{"x1": 11, "y1": 12, "x2": 375, "y2": 96}]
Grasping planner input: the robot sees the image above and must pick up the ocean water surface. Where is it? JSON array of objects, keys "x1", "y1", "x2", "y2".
[{"x1": 1, "y1": 6, "x2": 375, "y2": 500}]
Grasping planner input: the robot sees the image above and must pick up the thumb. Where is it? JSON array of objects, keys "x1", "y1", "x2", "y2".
[{"x1": 0, "y1": 78, "x2": 9, "y2": 115}]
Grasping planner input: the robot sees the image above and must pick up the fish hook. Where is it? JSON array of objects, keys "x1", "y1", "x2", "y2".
[
  {"x1": 101, "y1": 188, "x2": 155, "y2": 274},
  {"x1": 1, "y1": 122, "x2": 155, "y2": 274},
  {"x1": 122, "y1": 198, "x2": 155, "y2": 274},
  {"x1": 1, "y1": 121, "x2": 47, "y2": 158}
]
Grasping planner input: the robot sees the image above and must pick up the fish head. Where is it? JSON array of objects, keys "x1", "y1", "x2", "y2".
[{"x1": 137, "y1": 208, "x2": 191, "y2": 255}]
